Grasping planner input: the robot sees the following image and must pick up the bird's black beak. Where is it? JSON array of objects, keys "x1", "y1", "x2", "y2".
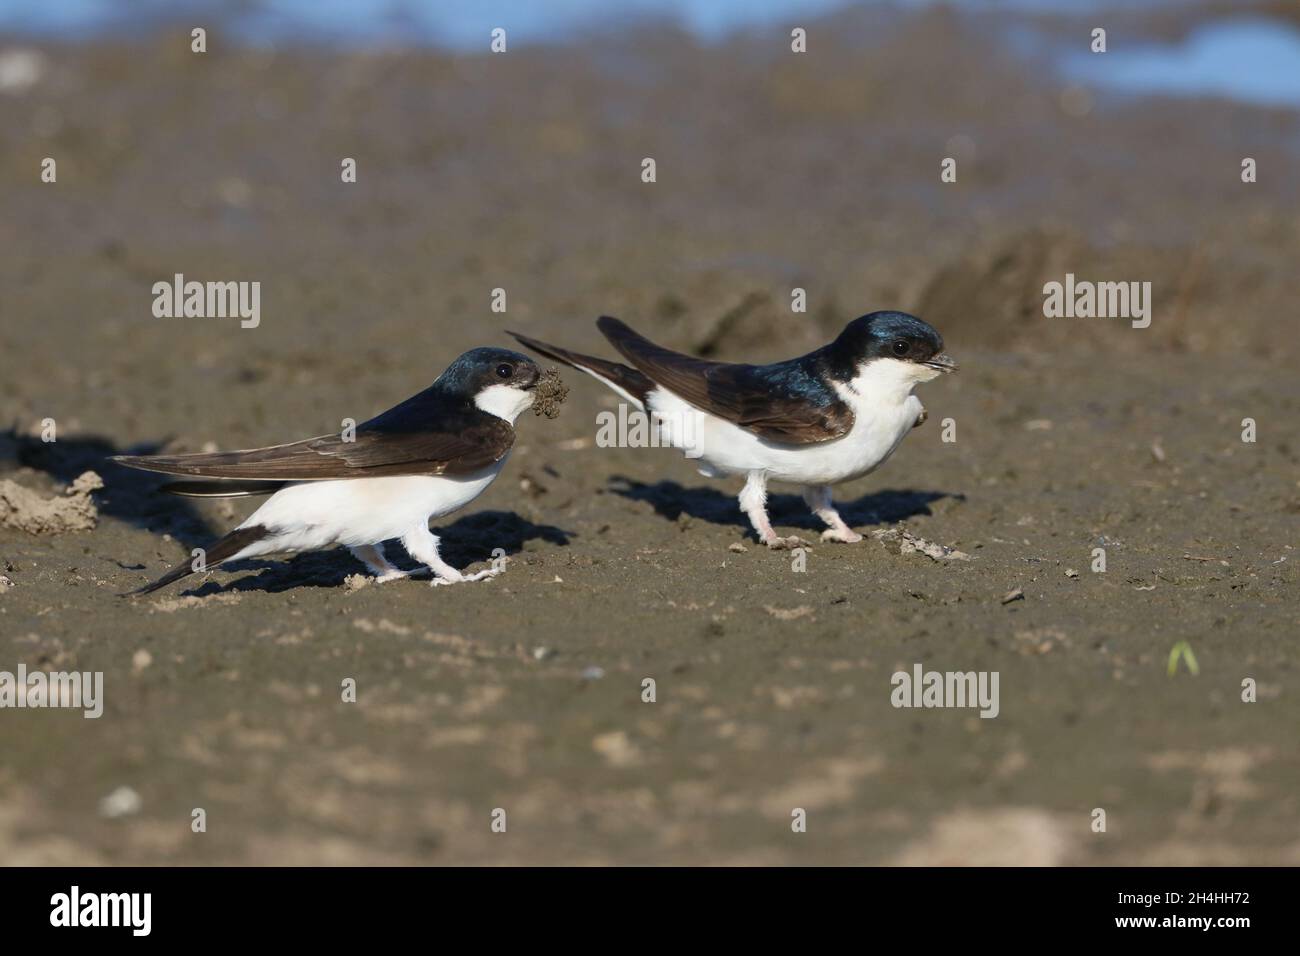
[
  {"x1": 924, "y1": 353, "x2": 959, "y2": 373},
  {"x1": 519, "y1": 365, "x2": 541, "y2": 389}
]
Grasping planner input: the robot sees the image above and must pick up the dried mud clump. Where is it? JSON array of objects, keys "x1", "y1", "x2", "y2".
[
  {"x1": 0, "y1": 470, "x2": 103, "y2": 534},
  {"x1": 871, "y1": 528, "x2": 971, "y2": 562},
  {"x1": 531, "y1": 367, "x2": 569, "y2": 419}
]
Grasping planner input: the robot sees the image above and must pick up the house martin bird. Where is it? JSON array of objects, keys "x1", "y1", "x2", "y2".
[
  {"x1": 113, "y1": 348, "x2": 549, "y2": 594},
  {"x1": 511, "y1": 312, "x2": 956, "y2": 548}
]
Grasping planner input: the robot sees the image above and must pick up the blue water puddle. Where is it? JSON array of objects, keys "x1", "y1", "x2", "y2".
[
  {"x1": 0, "y1": 1, "x2": 1296, "y2": 108},
  {"x1": 1061, "y1": 18, "x2": 1300, "y2": 109},
  {"x1": 0, "y1": 0, "x2": 854, "y2": 46}
]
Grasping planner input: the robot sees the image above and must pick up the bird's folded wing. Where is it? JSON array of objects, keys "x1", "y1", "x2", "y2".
[
  {"x1": 596, "y1": 315, "x2": 853, "y2": 444},
  {"x1": 112, "y1": 416, "x2": 515, "y2": 480}
]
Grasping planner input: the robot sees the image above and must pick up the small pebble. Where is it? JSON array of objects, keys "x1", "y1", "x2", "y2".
[{"x1": 98, "y1": 786, "x2": 142, "y2": 819}]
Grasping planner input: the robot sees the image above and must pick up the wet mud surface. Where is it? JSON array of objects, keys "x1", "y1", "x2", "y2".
[{"x1": 0, "y1": 4, "x2": 1297, "y2": 863}]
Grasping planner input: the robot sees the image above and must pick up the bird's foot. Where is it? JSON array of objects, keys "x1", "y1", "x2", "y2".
[
  {"x1": 762, "y1": 534, "x2": 808, "y2": 550},
  {"x1": 430, "y1": 565, "x2": 504, "y2": 587},
  {"x1": 350, "y1": 544, "x2": 408, "y2": 583},
  {"x1": 820, "y1": 527, "x2": 863, "y2": 544}
]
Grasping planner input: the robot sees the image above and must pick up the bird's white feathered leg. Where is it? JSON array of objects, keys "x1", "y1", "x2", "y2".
[
  {"x1": 401, "y1": 524, "x2": 502, "y2": 587},
  {"x1": 349, "y1": 542, "x2": 408, "y2": 582},
  {"x1": 804, "y1": 484, "x2": 862, "y2": 543},
  {"x1": 739, "y1": 471, "x2": 804, "y2": 549}
]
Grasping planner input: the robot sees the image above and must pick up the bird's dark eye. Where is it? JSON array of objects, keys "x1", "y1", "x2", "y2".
[
  {"x1": 496, "y1": 364, "x2": 513, "y2": 379},
  {"x1": 892, "y1": 341, "x2": 909, "y2": 357}
]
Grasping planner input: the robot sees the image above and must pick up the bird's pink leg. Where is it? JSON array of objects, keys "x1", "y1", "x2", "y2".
[
  {"x1": 803, "y1": 485, "x2": 862, "y2": 543},
  {"x1": 740, "y1": 472, "x2": 805, "y2": 549}
]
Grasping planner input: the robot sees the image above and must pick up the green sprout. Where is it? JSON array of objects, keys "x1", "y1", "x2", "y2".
[{"x1": 1167, "y1": 641, "x2": 1200, "y2": 677}]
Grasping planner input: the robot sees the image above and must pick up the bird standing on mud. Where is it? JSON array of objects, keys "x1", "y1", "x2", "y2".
[
  {"x1": 113, "y1": 348, "x2": 566, "y2": 593},
  {"x1": 513, "y1": 311, "x2": 955, "y2": 548}
]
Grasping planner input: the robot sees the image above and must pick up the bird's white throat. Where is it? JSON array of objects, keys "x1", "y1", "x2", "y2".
[
  {"x1": 838, "y1": 357, "x2": 941, "y2": 407},
  {"x1": 474, "y1": 384, "x2": 535, "y2": 423}
]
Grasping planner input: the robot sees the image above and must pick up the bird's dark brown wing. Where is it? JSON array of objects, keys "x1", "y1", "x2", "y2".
[
  {"x1": 112, "y1": 397, "x2": 515, "y2": 480},
  {"x1": 596, "y1": 316, "x2": 853, "y2": 444}
]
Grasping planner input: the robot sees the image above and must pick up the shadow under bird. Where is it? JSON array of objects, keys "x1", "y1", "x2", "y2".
[
  {"x1": 113, "y1": 348, "x2": 549, "y2": 594},
  {"x1": 512, "y1": 311, "x2": 956, "y2": 547}
]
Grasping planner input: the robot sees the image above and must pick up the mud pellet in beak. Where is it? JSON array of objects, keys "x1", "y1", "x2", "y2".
[{"x1": 531, "y1": 367, "x2": 569, "y2": 419}]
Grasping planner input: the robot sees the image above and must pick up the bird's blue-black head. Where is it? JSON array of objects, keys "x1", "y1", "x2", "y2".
[
  {"x1": 824, "y1": 311, "x2": 956, "y2": 382},
  {"x1": 437, "y1": 347, "x2": 541, "y2": 397}
]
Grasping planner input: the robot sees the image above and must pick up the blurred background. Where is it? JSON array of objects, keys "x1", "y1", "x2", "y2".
[{"x1": 2, "y1": 0, "x2": 1298, "y2": 394}]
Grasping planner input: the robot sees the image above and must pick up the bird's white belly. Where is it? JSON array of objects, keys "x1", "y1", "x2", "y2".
[
  {"x1": 236, "y1": 463, "x2": 504, "y2": 553},
  {"x1": 648, "y1": 383, "x2": 922, "y2": 486}
]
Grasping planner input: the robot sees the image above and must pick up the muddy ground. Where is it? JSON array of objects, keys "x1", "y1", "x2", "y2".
[{"x1": 1, "y1": 3, "x2": 1298, "y2": 865}]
